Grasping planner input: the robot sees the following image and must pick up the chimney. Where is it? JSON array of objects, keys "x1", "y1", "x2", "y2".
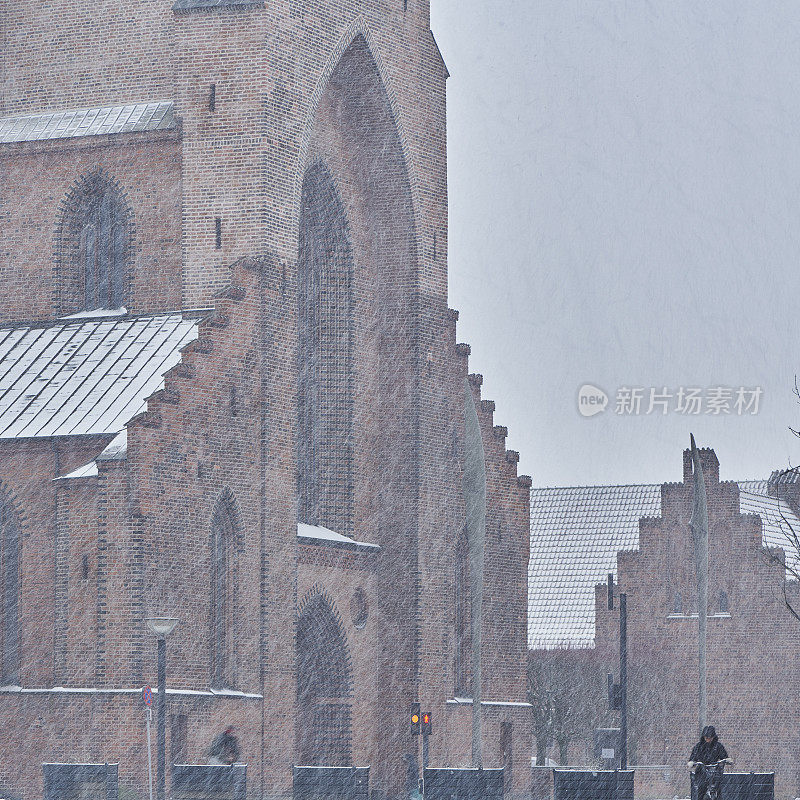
[{"x1": 683, "y1": 446, "x2": 719, "y2": 485}]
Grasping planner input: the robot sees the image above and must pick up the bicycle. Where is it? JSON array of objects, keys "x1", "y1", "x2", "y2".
[{"x1": 688, "y1": 759, "x2": 733, "y2": 800}]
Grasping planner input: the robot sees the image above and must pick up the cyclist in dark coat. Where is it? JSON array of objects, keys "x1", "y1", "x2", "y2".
[
  {"x1": 209, "y1": 727, "x2": 240, "y2": 765},
  {"x1": 688, "y1": 726, "x2": 730, "y2": 800}
]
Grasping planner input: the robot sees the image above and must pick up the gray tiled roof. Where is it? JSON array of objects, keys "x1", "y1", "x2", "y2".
[
  {"x1": 529, "y1": 484, "x2": 661, "y2": 649},
  {"x1": 529, "y1": 480, "x2": 800, "y2": 649},
  {"x1": 0, "y1": 102, "x2": 175, "y2": 144},
  {"x1": 0, "y1": 311, "x2": 198, "y2": 438}
]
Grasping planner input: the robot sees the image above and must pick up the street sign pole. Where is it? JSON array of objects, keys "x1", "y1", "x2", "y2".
[
  {"x1": 143, "y1": 685, "x2": 154, "y2": 800},
  {"x1": 147, "y1": 707, "x2": 154, "y2": 800}
]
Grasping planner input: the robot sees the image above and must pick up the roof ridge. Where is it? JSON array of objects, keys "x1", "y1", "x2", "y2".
[
  {"x1": 532, "y1": 482, "x2": 662, "y2": 491},
  {"x1": 0, "y1": 309, "x2": 208, "y2": 331}
]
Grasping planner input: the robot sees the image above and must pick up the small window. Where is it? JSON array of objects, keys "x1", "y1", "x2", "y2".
[
  {"x1": 719, "y1": 589, "x2": 729, "y2": 613},
  {"x1": 672, "y1": 592, "x2": 682, "y2": 614}
]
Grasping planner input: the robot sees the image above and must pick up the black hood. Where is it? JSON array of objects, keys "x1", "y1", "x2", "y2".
[{"x1": 701, "y1": 725, "x2": 718, "y2": 743}]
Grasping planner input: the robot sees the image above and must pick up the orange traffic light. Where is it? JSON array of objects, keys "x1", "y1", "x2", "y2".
[{"x1": 411, "y1": 702, "x2": 421, "y2": 735}]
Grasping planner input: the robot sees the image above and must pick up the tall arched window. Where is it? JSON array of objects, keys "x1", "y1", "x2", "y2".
[
  {"x1": 297, "y1": 162, "x2": 354, "y2": 535},
  {"x1": 454, "y1": 530, "x2": 472, "y2": 697},
  {"x1": 0, "y1": 493, "x2": 20, "y2": 685},
  {"x1": 57, "y1": 171, "x2": 131, "y2": 314},
  {"x1": 210, "y1": 495, "x2": 237, "y2": 689}
]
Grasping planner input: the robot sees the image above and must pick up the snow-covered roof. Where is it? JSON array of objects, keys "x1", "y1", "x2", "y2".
[
  {"x1": 529, "y1": 484, "x2": 661, "y2": 649},
  {"x1": 529, "y1": 479, "x2": 800, "y2": 649},
  {"x1": 297, "y1": 523, "x2": 380, "y2": 551},
  {"x1": 0, "y1": 102, "x2": 175, "y2": 144},
  {"x1": 0, "y1": 312, "x2": 198, "y2": 439}
]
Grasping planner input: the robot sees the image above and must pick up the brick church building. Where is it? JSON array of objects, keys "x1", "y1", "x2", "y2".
[
  {"x1": 0, "y1": 2, "x2": 532, "y2": 799},
  {"x1": 530, "y1": 446, "x2": 800, "y2": 799}
]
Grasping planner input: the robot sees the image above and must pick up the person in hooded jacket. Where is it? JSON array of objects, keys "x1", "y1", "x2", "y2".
[{"x1": 688, "y1": 726, "x2": 731, "y2": 799}]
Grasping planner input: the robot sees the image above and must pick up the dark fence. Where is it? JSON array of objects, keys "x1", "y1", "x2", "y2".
[
  {"x1": 293, "y1": 766, "x2": 369, "y2": 800},
  {"x1": 700, "y1": 772, "x2": 774, "y2": 800},
  {"x1": 42, "y1": 763, "x2": 118, "y2": 800},
  {"x1": 553, "y1": 769, "x2": 634, "y2": 800},
  {"x1": 171, "y1": 764, "x2": 247, "y2": 800},
  {"x1": 423, "y1": 767, "x2": 504, "y2": 800}
]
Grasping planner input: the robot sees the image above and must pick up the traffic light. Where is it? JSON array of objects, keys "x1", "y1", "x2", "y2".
[
  {"x1": 422, "y1": 711, "x2": 432, "y2": 736},
  {"x1": 411, "y1": 702, "x2": 421, "y2": 735}
]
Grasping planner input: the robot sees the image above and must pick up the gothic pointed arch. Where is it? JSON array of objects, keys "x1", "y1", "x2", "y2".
[
  {"x1": 55, "y1": 169, "x2": 133, "y2": 315},
  {"x1": 296, "y1": 590, "x2": 353, "y2": 765},
  {"x1": 296, "y1": 33, "x2": 419, "y2": 538},
  {"x1": 210, "y1": 489, "x2": 241, "y2": 689}
]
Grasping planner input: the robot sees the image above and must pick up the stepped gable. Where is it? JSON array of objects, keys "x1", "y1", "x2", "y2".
[{"x1": 529, "y1": 478, "x2": 800, "y2": 649}]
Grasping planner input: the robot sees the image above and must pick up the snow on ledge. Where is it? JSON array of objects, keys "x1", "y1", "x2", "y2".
[
  {"x1": 61, "y1": 306, "x2": 128, "y2": 320},
  {"x1": 54, "y1": 461, "x2": 99, "y2": 480},
  {"x1": 0, "y1": 685, "x2": 262, "y2": 699},
  {"x1": 297, "y1": 523, "x2": 380, "y2": 550},
  {"x1": 54, "y1": 431, "x2": 128, "y2": 481},
  {"x1": 447, "y1": 697, "x2": 532, "y2": 708}
]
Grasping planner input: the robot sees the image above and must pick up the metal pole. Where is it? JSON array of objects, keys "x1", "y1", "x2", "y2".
[
  {"x1": 157, "y1": 637, "x2": 166, "y2": 800},
  {"x1": 463, "y1": 379, "x2": 486, "y2": 768},
  {"x1": 146, "y1": 707, "x2": 154, "y2": 800},
  {"x1": 620, "y1": 593, "x2": 628, "y2": 771},
  {"x1": 422, "y1": 730, "x2": 429, "y2": 799}
]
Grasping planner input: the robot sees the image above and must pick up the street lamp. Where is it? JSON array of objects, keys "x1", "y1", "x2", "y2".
[
  {"x1": 147, "y1": 618, "x2": 178, "y2": 800},
  {"x1": 606, "y1": 575, "x2": 628, "y2": 771}
]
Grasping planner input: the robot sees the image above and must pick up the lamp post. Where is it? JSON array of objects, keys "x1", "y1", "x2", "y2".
[
  {"x1": 606, "y1": 575, "x2": 628, "y2": 770},
  {"x1": 147, "y1": 618, "x2": 178, "y2": 800}
]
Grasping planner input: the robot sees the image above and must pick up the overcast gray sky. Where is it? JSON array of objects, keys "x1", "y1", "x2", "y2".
[{"x1": 431, "y1": 0, "x2": 800, "y2": 487}]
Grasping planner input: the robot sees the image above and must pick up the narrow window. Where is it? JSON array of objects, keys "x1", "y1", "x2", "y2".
[
  {"x1": 79, "y1": 188, "x2": 127, "y2": 310},
  {"x1": 211, "y1": 497, "x2": 237, "y2": 689},
  {"x1": 209, "y1": 83, "x2": 217, "y2": 112},
  {"x1": 171, "y1": 713, "x2": 188, "y2": 764},
  {"x1": 0, "y1": 494, "x2": 20, "y2": 684},
  {"x1": 454, "y1": 531, "x2": 472, "y2": 696},
  {"x1": 673, "y1": 592, "x2": 682, "y2": 614},
  {"x1": 719, "y1": 589, "x2": 729, "y2": 613},
  {"x1": 215, "y1": 217, "x2": 222, "y2": 249},
  {"x1": 500, "y1": 721, "x2": 513, "y2": 793}
]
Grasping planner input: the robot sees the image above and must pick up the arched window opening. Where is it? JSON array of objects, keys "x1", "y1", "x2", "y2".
[
  {"x1": 79, "y1": 188, "x2": 127, "y2": 310},
  {"x1": 297, "y1": 162, "x2": 354, "y2": 535},
  {"x1": 0, "y1": 494, "x2": 20, "y2": 684},
  {"x1": 211, "y1": 497, "x2": 237, "y2": 689},
  {"x1": 454, "y1": 531, "x2": 472, "y2": 696},
  {"x1": 296, "y1": 594, "x2": 352, "y2": 765},
  {"x1": 57, "y1": 172, "x2": 131, "y2": 314}
]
